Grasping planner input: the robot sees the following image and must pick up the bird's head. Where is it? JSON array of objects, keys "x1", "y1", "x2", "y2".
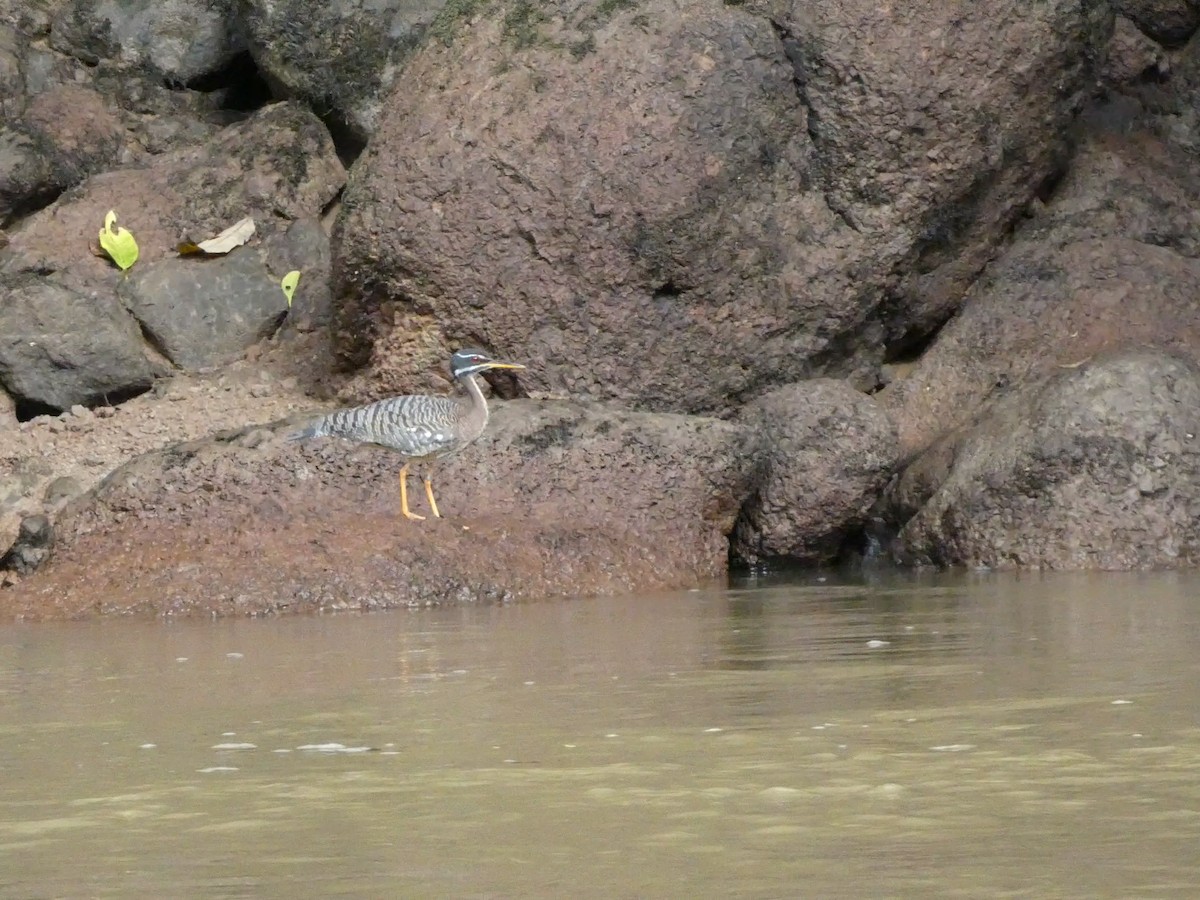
[{"x1": 450, "y1": 348, "x2": 526, "y2": 380}]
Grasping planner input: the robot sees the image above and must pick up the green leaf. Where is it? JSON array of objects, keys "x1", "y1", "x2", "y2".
[
  {"x1": 280, "y1": 270, "x2": 301, "y2": 307},
  {"x1": 98, "y1": 210, "x2": 139, "y2": 271}
]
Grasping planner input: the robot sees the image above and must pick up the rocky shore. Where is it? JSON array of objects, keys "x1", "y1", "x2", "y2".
[{"x1": 4, "y1": 0, "x2": 1200, "y2": 618}]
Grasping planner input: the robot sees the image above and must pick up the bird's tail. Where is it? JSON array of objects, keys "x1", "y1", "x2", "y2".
[{"x1": 283, "y1": 419, "x2": 327, "y2": 443}]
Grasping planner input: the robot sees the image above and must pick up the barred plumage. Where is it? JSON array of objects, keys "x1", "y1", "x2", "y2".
[{"x1": 289, "y1": 349, "x2": 525, "y2": 520}]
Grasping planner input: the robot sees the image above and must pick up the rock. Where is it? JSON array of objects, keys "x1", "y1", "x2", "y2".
[
  {"x1": 1114, "y1": 0, "x2": 1200, "y2": 45},
  {"x1": 272, "y1": 217, "x2": 333, "y2": 333},
  {"x1": 240, "y1": 0, "x2": 449, "y2": 145},
  {"x1": 733, "y1": 381, "x2": 898, "y2": 566},
  {"x1": 0, "y1": 21, "x2": 87, "y2": 119},
  {"x1": 0, "y1": 386, "x2": 15, "y2": 428},
  {"x1": 1, "y1": 102, "x2": 346, "y2": 295},
  {"x1": 0, "y1": 84, "x2": 126, "y2": 226},
  {"x1": 772, "y1": 0, "x2": 1111, "y2": 343},
  {"x1": 894, "y1": 350, "x2": 1200, "y2": 570},
  {"x1": 1104, "y1": 16, "x2": 1171, "y2": 85},
  {"x1": 0, "y1": 513, "x2": 53, "y2": 575},
  {"x1": 883, "y1": 128, "x2": 1200, "y2": 460},
  {"x1": 42, "y1": 475, "x2": 82, "y2": 509},
  {"x1": 49, "y1": 0, "x2": 244, "y2": 83},
  {"x1": 332, "y1": 0, "x2": 1110, "y2": 412},
  {"x1": 4, "y1": 399, "x2": 756, "y2": 617},
  {"x1": 118, "y1": 244, "x2": 289, "y2": 371},
  {"x1": 0, "y1": 275, "x2": 156, "y2": 411}
]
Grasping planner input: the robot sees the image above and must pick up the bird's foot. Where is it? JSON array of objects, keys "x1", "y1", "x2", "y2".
[{"x1": 402, "y1": 510, "x2": 426, "y2": 521}]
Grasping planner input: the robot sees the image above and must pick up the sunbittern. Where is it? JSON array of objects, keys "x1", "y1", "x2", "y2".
[{"x1": 289, "y1": 348, "x2": 525, "y2": 520}]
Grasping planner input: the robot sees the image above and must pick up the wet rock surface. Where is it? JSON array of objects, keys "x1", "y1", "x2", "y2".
[{"x1": 732, "y1": 380, "x2": 898, "y2": 567}]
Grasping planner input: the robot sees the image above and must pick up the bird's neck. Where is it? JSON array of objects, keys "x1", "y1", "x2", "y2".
[{"x1": 458, "y1": 372, "x2": 490, "y2": 433}]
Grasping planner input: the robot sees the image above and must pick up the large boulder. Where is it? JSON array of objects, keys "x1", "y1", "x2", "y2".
[
  {"x1": 0, "y1": 103, "x2": 344, "y2": 402},
  {"x1": 732, "y1": 380, "x2": 898, "y2": 566},
  {"x1": 1115, "y1": 0, "x2": 1200, "y2": 44},
  {"x1": 894, "y1": 350, "x2": 1200, "y2": 570},
  {"x1": 882, "y1": 125, "x2": 1200, "y2": 460},
  {"x1": 239, "y1": 0, "x2": 449, "y2": 146},
  {"x1": 49, "y1": 0, "x2": 243, "y2": 84},
  {"x1": 2, "y1": 399, "x2": 756, "y2": 618},
  {"x1": 0, "y1": 84, "x2": 125, "y2": 226},
  {"x1": 331, "y1": 0, "x2": 1110, "y2": 412},
  {"x1": 0, "y1": 275, "x2": 157, "y2": 410},
  {"x1": 2, "y1": 101, "x2": 345, "y2": 291},
  {"x1": 117, "y1": 220, "x2": 323, "y2": 371}
]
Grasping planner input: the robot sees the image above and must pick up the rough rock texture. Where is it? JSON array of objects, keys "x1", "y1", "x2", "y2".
[
  {"x1": 882, "y1": 124, "x2": 1200, "y2": 460},
  {"x1": 732, "y1": 380, "x2": 898, "y2": 566},
  {"x1": 2, "y1": 400, "x2": 756, "y2": 618},
  {"x1": 49, "y1": 0, "x2": 243, "y2": 83},
  {"x1": 0, "y1": 350, "x2": 319, "y2": 566},
  {"x1": 766, "y1": 0, "x2": 1112, "y2": 344},
  {"x1": 0, "y1": 102, "x2": 344, "y2": 405},
  {"x1": 0, "y1": 513, "x2": 52, "y2": 575},
  {"x1": 332, "y1": 0, "x2": 1110, "y2": 411},
  {"x1": 1104, "y1": 15, "x2": 1172, "y2": 84},
  {"x1": 1115, "y1": 0, "x2": 1200, "y2": 45},
  {"x1": 239, "y1": 0, "x2": 448, "y2": 146},
  {"x1": 270, "y1": 217, "x2": 334, "y2": 334},
  {"x1": 0, "y1": 84, "x2": 126, "y2": 226},
  {"x1": 895, "y1": 350, "x2": 1200, "y2": 570},
  {"x1": 0, "y1": 275, "x2": 158, "y2": 410},
  {"x1": 2, "y1": 101, "x2": 345, "y2": 292},
  {"x1": 117, "y1": 221, "x2": 323, "y2": 371}
]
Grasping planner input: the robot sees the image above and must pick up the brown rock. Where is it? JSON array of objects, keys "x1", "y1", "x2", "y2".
[
  {"x1": 240, "y1": 0, "x2": 449, "y2": 145},
  {"x1": 2, "y1": 102, "x2": 345, "y2": 295},
  {"x1": 0, "y1": 513, "x2": 52, "y2": 575},
  {"x1": 332, "y1": 0, "x2": 1109, "y2": 412},
  {"x1": 1114, "y1": 0, "x2": 1200, "y2": 45},
  {"x1": 48, "y1": 0, "x2": 243, "y2": 83},
  {"x1": 0, "y1": 84, "x2": 125, "y2": 225},
  {"x1": 732, "y1": 380, "x2": 898, "y2": 566},
  {"x1": 2, "y1": 399, "x2": 755, "y2": 618},
  {"x1": 895, "y1": 349, "x2": 1200, "y2": 570},
  {"x1": 1104, "y1": 15, "x2": 1171, "y2": 84},
  {"x1": 883, "y1": 130, "x2": 1200, "y2": 460}
]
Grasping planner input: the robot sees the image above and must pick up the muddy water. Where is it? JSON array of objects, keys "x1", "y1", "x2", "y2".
[{"x1": 2, "y1": 572, "x2": 1200, "y2": 898}]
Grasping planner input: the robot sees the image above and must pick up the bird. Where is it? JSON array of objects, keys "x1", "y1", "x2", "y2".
[{"x1": 288, "y1": 348, "x2": 525, "y2": 520}]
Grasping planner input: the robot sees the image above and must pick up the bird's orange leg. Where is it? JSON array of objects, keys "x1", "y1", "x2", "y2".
[
  {"x1": 423, "y1": 475, "x2": 442, "y2": 519},
  {"x1": 398, "y1": 462, "x2": 425, "y2": 521}
]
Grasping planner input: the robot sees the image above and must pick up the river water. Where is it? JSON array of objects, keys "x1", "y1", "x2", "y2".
[{"x1": 1, "y1": 570, "x2": 1198, "y2": 898}]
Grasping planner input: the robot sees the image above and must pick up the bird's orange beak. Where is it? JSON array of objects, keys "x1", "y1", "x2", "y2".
[{"x1": 486, "y1": 362, "x2": 526, "y2": 371}]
